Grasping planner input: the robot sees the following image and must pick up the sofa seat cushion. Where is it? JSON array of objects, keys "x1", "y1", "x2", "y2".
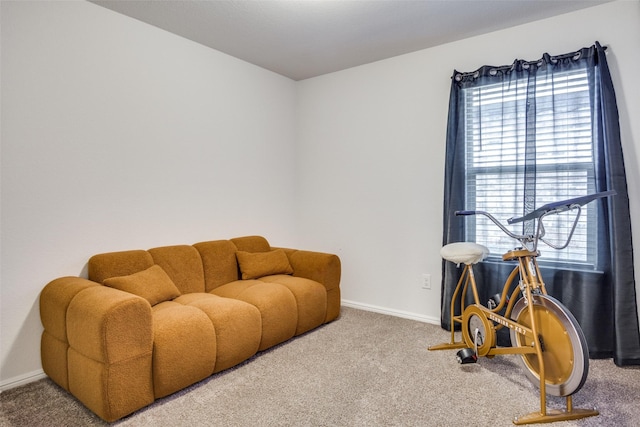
[
  {"x1": 211, "y1": 280, "x2": 297, "y2": 351},
  {"x1": 173, "y1": 294, "x2": 262, "y2": 372},
  {"x1": 103, "y1": 265, "x2": 181, "y2": 306},
  {"x1": 151, "y1": 302, "x2": 216, "y2": 398},
  {"x1": 259, "y1": 275, "x2": 327, "y2": 335}
]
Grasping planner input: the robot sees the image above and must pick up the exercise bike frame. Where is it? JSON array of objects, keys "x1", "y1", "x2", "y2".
[{"x1": 429, "y1": 190, "x2": 615, "y2": 424}]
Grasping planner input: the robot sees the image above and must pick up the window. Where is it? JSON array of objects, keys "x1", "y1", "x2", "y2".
[
  {"x1": 462, "y1": 66, "x2": 598, "y2": 266},
  {"x1": 443, "y1": 43, "x2": 639, "y2": 362}
]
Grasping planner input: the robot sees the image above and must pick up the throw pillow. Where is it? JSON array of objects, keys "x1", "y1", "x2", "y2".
[
  {"x1": 236, "y1": 249, "x2": 294, "y2": 280},
  {"x1": 103, "y1": 264, "x2": 181, "y2": 306}
]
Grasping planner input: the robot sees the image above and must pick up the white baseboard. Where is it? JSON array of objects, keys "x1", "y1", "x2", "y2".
[
  {"x1": 341, "y1": 300, "x2": 441, "y2": 325},
  {"x1": 0, "y1": 369, "x2": 46, "y2": 393}
]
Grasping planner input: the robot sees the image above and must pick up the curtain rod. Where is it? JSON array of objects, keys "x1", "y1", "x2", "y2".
[{"x1": 453, "y1": 44, "x2": 607, "y2": 80}]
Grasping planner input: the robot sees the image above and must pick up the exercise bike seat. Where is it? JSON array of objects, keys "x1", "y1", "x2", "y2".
[{"x1": 441, "y1": 242, "x2": 489, "y2": 265}]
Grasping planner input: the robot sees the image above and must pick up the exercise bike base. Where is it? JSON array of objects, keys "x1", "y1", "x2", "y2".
[
  {"x1": 513, "y1": 407, "x2": 599, "y2": 425},
  {"x1": 428, "y1": 342, "x2": 467, "y2": 351}
]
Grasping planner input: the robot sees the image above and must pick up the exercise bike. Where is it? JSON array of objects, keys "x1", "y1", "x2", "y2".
[{"x1": 429, "y1": 190, "x2": 615, "y2": 424}]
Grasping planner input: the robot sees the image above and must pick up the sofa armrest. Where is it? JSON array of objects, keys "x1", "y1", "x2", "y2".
[
  {"x1": 65, "y1": 284, "x2": 154, "y2": 421},
  {"x1": 66, "y1": 285, "x2": 153, "y2": 363},
  {"x1": 40, "y1": 277, "x2": 100, "y2": 390},
  {"x1": 281, "y1": 249, "x2": 341, "y2": 322},
  {"x1": 41, "y1": 277, "x2": 100, "y2": 344},
  {"x1": 277, "y1": 248, "x2": 341, "y2": 290}
]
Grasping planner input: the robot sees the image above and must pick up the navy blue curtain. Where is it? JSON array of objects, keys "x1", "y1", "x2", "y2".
[{"x1": 441, "y1": 42, "x2": 640, "y2": 366}]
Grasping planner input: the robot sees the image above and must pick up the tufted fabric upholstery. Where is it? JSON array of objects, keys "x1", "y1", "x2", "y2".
[{"x1": 40, "y1": 236, "x2": 340, "y2": 422}]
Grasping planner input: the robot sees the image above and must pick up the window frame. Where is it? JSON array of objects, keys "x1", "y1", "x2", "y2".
[{"x1": 460, "y1": 67, "x2": 599, "y2": 267}]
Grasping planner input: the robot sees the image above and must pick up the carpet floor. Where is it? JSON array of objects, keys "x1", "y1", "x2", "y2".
[{"x1": 1, "y1": 306, "x2": 639, "y2": 426}]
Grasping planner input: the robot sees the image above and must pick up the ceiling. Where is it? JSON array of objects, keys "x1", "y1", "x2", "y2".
[{"x1": 90, "y1": 0, "x2": 611, "y2": 81}]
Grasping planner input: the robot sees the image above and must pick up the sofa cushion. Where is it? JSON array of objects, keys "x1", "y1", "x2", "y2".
[
  {"x1": 88, "y1": 250, "x2": 154, "y2": 284},
  {"x1": 231, "y1": 235, "x2": 271, "y2": 252},
  {"x1": 211, "y1": 280, "x2": 298, "y2": 351},
  {"x1": 258, "y1": 275, "x2": 327, "y2": 336},
  {"x1": 149, "y1": 245, "x2": 205, "y2": 294},
  {"x1": 150, "y1": 302, "x2": 216, "y2": 398},
  {"x1": 193, "y1": 240, "x2": 240, "y2": 292},
  {"x1": 236, "y1": 249, "x2": 293, "y2": 280},
  {"x1": 103, "y1": 265, "x2": 181, "y2": 306},
  {"x1": 174, "y1": 293, "x2": 262, "y2": 373}
]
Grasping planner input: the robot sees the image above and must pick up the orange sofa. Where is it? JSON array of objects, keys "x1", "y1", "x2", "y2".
[{"x1": 39, "y1": 236, "x2": 341, "y2": 422}]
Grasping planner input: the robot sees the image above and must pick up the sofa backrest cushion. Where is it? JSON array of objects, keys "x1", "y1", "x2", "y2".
[
  {"x1": 87, "y1": 236, "x2": 274, "y2": 296},
  {"x1": 230, "y1": 236, "x2": 271, "y2": 253},
  {"x1": 103, "y1": 265, "x2": 181, "y2": 306},
  {"x1": 193, "y1": 240, "x2": 240, "y2": 292},
  {"x1": 149, "y1": 245, "x2": 205, "y2": 294},
  {"x1": 236, "y1": 249, "x2": 294, "y2": 280},
  {"x1": 88, "y1": 250, "x2": 154, "y2": 284}
]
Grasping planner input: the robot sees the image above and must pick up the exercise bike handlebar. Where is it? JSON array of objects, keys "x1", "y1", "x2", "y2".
[
  {"x1": 506, "y1": 190, "x2": 616, "y2": 224},
  {"x1": 456, "y1": 209, "x2": 530, "y2": 243},
  {"x1": 455, "y1": 190, "x2": 616, "y2": 251}
]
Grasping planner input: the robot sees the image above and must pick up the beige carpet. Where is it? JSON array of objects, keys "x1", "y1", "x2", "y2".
[{"x1": 2, "y1": 307, "x2": 639, "y2": 426}]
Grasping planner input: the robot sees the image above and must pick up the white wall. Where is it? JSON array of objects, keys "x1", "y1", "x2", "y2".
[
  {"x1": 1, "y1": 1, "x2": 297, "y2": 387},
  {"x1": 296, "y1": 0, "x2": 640, "y2": 321}
]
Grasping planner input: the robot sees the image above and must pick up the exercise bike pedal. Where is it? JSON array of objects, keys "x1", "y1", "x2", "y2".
[{"x1": 456, "y1": 348, "x2": 477, "y2": 364}]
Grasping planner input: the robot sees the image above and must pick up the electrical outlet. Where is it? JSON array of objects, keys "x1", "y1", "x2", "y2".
[{"x1": 422, "y1": 273, "x2": 431, "y2": 290}]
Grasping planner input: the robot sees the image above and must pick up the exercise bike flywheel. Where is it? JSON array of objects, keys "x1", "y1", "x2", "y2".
[{"x1": 510, "y1": 294, "x2": 589, "y2": 397}]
